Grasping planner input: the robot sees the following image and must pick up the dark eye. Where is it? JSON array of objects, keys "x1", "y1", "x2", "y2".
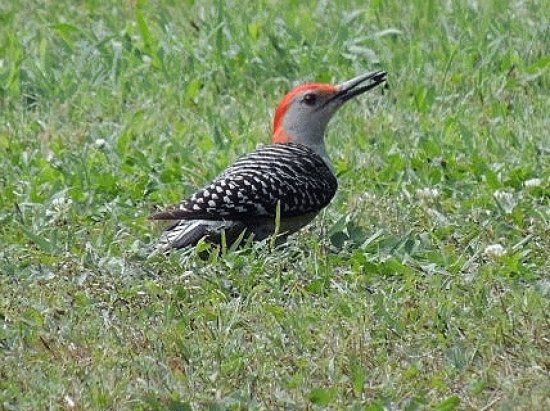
[{"x1": 302, "y1": 93, "x2": 317, "y2": 106}]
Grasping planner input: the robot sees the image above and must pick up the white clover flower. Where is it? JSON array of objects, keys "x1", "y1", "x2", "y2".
[
  {"x1": 46, "y1": 195, "x2": 73, "y2": 219},
  {"x1": 111, "y1": 40, "x2": 123, "y2": 53},
  {"x1": 416, "y1": 187, "x2": 440, "y2": 200},
  {"x1": 46, "y1": 151, "x2": 63, "y2": 169},
  {"x1": 524, "y1": 178, "x2": 542, "y2": 188},
  {"x1": 493, "y1": 190, "x2": 516, "y2": 213},
  {"x1": 483, "y1": 244, "x2": 506, "y2": 259},
  {"x1": 426, "y1": 207, "x2": 449, "y2": 226},
  {"x1": 360, "y1": 192, "x2": 377, "y2": 201},
  {"x1": 51, "y1": 197, "x2": 72, "y2": 208},
  {"x1": 64, "y1": 395, "x2": 75, "y2": 408},
  {"x1": 94, "y1": 138, "x2": 107, "y2": 149}
]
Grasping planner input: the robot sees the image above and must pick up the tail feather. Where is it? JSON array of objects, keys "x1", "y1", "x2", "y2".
[{"x1": 154, "y1": 219, "x2": 246, "y2": 252}]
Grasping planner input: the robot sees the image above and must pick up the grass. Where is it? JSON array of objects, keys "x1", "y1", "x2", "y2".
[{"x1": 1, "y1": 0, "x2": 549, "y2": 409}]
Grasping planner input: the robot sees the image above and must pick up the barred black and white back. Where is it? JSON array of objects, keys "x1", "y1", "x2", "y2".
[{"x1": 151, "y1": 143, "x2": 338, "y2": 251}]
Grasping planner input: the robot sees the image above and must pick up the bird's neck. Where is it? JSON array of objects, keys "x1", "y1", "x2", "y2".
[
  {"x1": 273, "y1": 127, "x2": 334, "y2": 172},
  {"x1": 307, "y1": 141, "x2": 333, "y2": 170}
]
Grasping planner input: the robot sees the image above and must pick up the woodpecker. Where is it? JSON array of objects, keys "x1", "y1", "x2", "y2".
[{"x1": 151, "y1": 71, "x2": 387, "y2": 250}]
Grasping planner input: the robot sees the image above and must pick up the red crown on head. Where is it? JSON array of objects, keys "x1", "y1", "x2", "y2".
[{"x1": 272, "y1": 83, "x2": 337, "y2": 143}]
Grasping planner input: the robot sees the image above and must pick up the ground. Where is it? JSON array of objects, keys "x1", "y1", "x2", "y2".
[{"x1": 0, "y1": 0, "x2": 549, "y2": 409}]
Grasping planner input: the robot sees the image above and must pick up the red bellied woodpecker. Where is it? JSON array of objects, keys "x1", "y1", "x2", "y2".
[{"x1": 151, "y1": 71, "x2": 387, "y2": 250}]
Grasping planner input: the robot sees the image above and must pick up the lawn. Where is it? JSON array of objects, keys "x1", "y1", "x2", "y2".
[{"x1": 1, "y1": 0, "x2": 549, "y2": 409}]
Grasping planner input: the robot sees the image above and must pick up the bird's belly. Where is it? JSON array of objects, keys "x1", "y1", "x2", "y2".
[{"x1": 248, "y1": 212, "x2": 318, "y2": 240}]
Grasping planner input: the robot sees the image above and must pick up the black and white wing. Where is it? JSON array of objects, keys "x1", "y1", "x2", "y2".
[{"x1": 150, "y1": 143, "x2": 338, "y2": 222}]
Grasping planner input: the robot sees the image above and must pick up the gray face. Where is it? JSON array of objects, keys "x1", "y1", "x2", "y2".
[
  {"x1": 282, "y1": 90, "x2": 342, "y2": 149},
  {"x1": 279, "y1": 71, "x2": 387, "y2": 165}
]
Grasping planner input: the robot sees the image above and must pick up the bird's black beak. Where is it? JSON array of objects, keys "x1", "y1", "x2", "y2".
[{"x1": 330, "y1": 71, "x2": 387, "y2": 104}]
